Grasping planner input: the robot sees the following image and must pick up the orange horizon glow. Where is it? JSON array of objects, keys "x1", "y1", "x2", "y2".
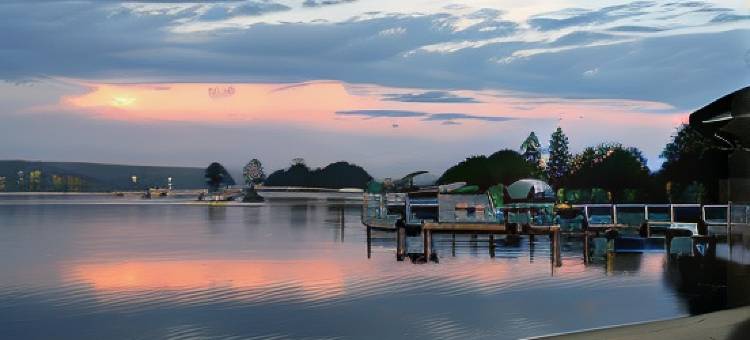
[{"x1": 57, "y1": 80, "x2": 687, "y2": 140}]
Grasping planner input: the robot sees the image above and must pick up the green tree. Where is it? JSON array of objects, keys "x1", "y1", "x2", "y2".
[
  {"x1": 438, "y1": 150, "x2": 537, "y2": 191},
  {"x1": 204, "y1": 162, "x2": 235, "y2": 192},
  {"x1": 242, "y1": 158, "x2": 265, "y2": 188},
  {"x1": 568, "y1": 144, "x2": 650, "y2": 203},
  {"x1": 547, "y1": 127, "x2": 571, "y2": 188},
  {"x1": 520, "y1": 131, "x2": 542, "y2": 167},
  {"x1": 264, "y1": 161, "x2": 372, "y2": 189},
  {"x1": 658, "y1": 124, "x2": 727, "y2": 203}
]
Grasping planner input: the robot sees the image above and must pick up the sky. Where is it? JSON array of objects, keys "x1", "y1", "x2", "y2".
[{"x1": 0, "y1": 0, "x2": 748, "y2": 178}]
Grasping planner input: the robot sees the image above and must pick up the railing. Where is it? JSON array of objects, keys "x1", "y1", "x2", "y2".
[
  {"x1": 570, "y1": 203, "x2": 727, "y2": 225},
  {"x1": 364, "y1": 194, "x2": 739, "y2": 235}
]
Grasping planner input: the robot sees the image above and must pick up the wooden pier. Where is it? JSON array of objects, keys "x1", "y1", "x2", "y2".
[{"x1": 420, "y1": 222, "x2": 561, "y2": 264}]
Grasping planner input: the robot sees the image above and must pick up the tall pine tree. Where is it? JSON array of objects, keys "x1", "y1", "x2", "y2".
[{"x1": 547, "y1": 127, "x2": 571, "y2": 188}]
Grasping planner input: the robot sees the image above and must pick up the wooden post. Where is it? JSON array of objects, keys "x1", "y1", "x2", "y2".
[
  {"x1": 489, "y1": 234, "x2": 495, "y2": 258},
  {"x1": 529, "y1": 233, "x2": 536, "y2": 263},
  {"x1": 583, "y1": 231, "x2": 590, "y2": 264},
  {"x1": 340, "y1": 208, "x2": 345, "y2": 242},
  {"x1": 451, "y1": 233, "x2": 456, "y2": 257},
  {"x1": 397, "y1": 225, "x2": 406, "y2": 261},
  {"x1": 366, "y1": 226, "x2": 371, "y2": 259},
  {"x1": 553, "y1": 229, "x2": 562, "y2": 267},
  {"x1": 423, "y1": 229, "x2": 432, "y2": 260}
]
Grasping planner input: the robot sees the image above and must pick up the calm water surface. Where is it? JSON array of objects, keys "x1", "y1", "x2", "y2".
[{"x1": 1, "y1": 197, "x2": 748, "y2": 339}]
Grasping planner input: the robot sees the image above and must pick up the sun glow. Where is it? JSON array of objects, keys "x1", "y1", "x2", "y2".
[{"x1": 111, "y1": 96, "x2": 136, "y2": 107}]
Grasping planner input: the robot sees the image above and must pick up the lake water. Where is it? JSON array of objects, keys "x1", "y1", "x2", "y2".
[{"x1": 1, "y1": 196, "x2": 749, "y2": 339}]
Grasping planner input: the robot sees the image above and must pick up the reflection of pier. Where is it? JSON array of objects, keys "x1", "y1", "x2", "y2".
[
  {"x1": 364, "y1": 200, "x2": 750, "y2": 268},
  {"x1": 420, "y1": 222, "x2": 561, "y2": 265},
  {"x1": 365, "y1": 222, "x2": 562, "y2": 267}
]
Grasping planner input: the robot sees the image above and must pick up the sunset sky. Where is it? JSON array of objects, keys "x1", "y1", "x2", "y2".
[{"x1": 1, "y1": 0, "x2": 748, "y2": 177}]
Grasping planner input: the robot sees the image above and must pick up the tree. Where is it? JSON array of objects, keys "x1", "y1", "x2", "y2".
[
  {"x1": 567, "y1": 144, "x2": 650, "y2": 203},
  {"x1": 547, "y1": 127, "x2": 571, "y2": 188},
  {"x1": 658, "y1": 124, "x2": 728, "y2": 203},
  {"x1": 311, "y1": 162, "x2": 372, "y2": 188},
  {"x1": 204, "y1": 162, "x2": 235, "y2": 192},
  {"x1": 264, "y1": 161, "x2": 372, "y2": 189},
  {"x1": 242, "y1": 159, "x2": 265, "y2": 188},
  {"x1": 437, "y1": 150, "x2": 537, "y2": 191},
  {"x1": 520, "y1": 131, "x2": 542, "y2": 167}
]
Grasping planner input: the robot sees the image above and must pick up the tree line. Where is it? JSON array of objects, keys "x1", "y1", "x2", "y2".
[
  {"x1": 437, "y1": 124, "x2": 725, "y2": 204},
  {"x1": 205, "y1": 123, "x2": 723, "y2": 204},
  {"x1": 204, "y1": 158, "x2": 373, "y2": 192}
]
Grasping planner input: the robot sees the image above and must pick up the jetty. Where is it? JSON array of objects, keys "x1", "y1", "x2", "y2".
[
  {"x1": 363, "y1": 180, "x2": 747, "y2": 264},
  {"x1": 362, "y1": 182, "x2": 563, "y2": 263}
]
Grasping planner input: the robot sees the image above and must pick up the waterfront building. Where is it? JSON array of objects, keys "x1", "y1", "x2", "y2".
[{"x1": 690, "y1": 87, "x2": 750, "y2": 202}]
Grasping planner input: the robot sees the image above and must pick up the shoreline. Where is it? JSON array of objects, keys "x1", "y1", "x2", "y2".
[{"x1": 531, "y1": 306, "x2": 750, "y2": 339}]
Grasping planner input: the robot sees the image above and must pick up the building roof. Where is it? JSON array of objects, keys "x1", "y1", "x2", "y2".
[{"x1": 689, "y1": 86, "x2": 750, "y2": 148}]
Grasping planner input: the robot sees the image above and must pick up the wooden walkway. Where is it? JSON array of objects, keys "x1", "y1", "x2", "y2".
[{"x1": 361, "y1": 218, "x2": 397, "y2": 230}]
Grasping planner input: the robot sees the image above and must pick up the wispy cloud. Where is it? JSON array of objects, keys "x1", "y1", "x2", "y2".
[
  {"x1": 528, "y1": 2, "x2": 655, "y2": 31},
  {"x1": 382, "y1": 91, "x2": 480, "y2": 103},
  {"x1": 423, "y1": 113, "x2": 517, "y2": 122},
  {"x1": 302, "y1": 0, "x2": 357, "y2": 8},
  {"x1": 336, "y1": 110, "x2": 517, "y2": 123},
  {"x1": 607, "y1": 25, "x2": 664, "y2": 32},
  {"x1": 710, "y1": 13, "x2": 750, "y2": 23},
  {"x1": 335, "y1": 109, "x2": 428, "y2": 118}
]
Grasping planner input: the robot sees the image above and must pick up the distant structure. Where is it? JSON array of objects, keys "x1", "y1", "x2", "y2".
[
  {"x1": 17, "y1": 171, "x2": 24, "y2": 192},
  {"x1": 0, "y1": 176, "x2": 6, "y2": 191},
  {"x1": 689, "y1": 86, "x2": 749, "y2": 201},
  {"x1": 208, "y1": 85, "x2": 235, "y2": 99}
]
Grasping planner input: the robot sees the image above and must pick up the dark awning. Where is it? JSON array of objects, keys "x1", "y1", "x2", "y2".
[{"x1": 689, "y1": 87, "x2": 750, "y2": 148}]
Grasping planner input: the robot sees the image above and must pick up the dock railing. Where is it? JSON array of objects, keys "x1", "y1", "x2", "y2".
[{"x1": 570, "y1": 203, "x2": 728, "y2": 237}]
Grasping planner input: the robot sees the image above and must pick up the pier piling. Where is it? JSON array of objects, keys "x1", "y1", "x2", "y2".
[
  {"x1": 366, "y1": 226, "x2": 371, "y2": 259},
  {"x1": 396, "y1": 226, "x2": 406, "y2": 261},
  {"x1": 423, "y1": 229, "x2": 433, "y2": 260},
  {"x1": 489, "y1": 234, "x2": 495, "y2": 258}
]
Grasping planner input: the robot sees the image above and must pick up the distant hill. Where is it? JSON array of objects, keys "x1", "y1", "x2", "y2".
[
  {"x1": 0, "y1": 160, "x2": 206, "y2": 192},
  {"x1": 265, "y1": 161, "x2": 372, "y2": 189}
]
